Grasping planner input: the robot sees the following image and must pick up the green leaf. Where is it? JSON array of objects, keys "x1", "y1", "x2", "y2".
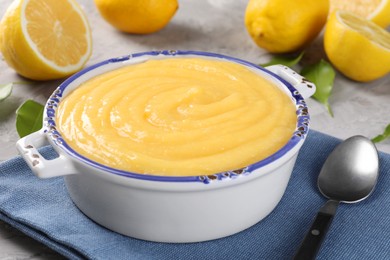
[
  {"x1": 372, "y1": 124, "x2": 390, "y2": 143},
  {"x1": 0, "y1": 83, "x2": 13, "y2": 102},
  {"x1": 260, "y1": 51, "x2": 305, "y2": 68},
  {"x1": 16, "y1": 100, "x2": 44, "y2": 138},
  {"x1": 300, "y1": 59, "x2": 336, "y2": 116}
]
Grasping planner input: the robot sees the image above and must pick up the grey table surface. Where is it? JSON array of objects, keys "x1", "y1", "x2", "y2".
[{"x1": 0, "y1": 0, "x2": 389, "y2": 258}]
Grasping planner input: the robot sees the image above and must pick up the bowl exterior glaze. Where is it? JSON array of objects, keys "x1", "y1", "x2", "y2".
[
  {"x1": 16, "y1": 50, "x2": 314, "y2": 242},
  {"x1": 64, "y1": 152, "x2": 298, "y2": 242}
]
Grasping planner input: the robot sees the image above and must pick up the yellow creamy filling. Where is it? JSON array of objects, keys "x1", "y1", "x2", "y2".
[{"x1": 56, "y1": 58, "x2": 297, "y2": 176}]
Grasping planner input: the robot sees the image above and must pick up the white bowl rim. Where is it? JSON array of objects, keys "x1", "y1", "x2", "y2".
[{"x1": 44, "y1": 50, "x2": 310, "y2": 184}]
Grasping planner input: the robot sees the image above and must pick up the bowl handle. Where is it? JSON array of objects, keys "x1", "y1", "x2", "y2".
[
  {"x1": 265, "y1": 65, "x2": 316, "y2": 99},
  {"x1": 16, "y1": 130, "x2": 78, "y2": 178}
]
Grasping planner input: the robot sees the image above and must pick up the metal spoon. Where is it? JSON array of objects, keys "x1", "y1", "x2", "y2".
[{"x1": 294, "y1": 135, "x2": 379, "y2": 260}]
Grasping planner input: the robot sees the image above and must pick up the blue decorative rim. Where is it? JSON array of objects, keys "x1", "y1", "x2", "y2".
[{"x1": 44, "y1": 50, "x2": 310, "y2": 184}]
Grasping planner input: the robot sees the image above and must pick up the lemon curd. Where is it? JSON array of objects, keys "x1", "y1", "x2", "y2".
[{"x1": 56, "y1": 58, "x2": 297, "y2": 176}]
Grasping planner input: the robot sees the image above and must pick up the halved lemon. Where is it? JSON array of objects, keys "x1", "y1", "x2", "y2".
[
  {"x1": 324, "y1": 10, "x2": 390, "y2": 82},
  {"x1": 329, "y1": 0, "x2": 390, "y2": 28},
  {"x1": 0, "y1": 0, "x2": 92, "y2": 80}
]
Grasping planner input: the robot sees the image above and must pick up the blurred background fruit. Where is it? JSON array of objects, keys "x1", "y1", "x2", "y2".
[
  {"x1": 324, "y1": 10, "x2": 390, "y2": 82},
  {"x1": 329, "y1": 0, "x2": 390, "y2": 28},
  {"x1": 244, "y1": 0, "x2": 329, "y2": 53},
  {"x1": 0, "y1": 0, "x2": 92, "y2": 80},
  {"x1": 94, "y1": 0, "x2": 178, "y2": 34}
]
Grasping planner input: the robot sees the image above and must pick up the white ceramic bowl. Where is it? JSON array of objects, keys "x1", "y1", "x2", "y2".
[{"x1": 16, "y1": 50, "x2": 315, "y2": 243}]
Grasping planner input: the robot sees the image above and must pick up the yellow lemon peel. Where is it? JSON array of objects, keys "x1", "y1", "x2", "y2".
[
  {"x1": 245, "y1": 0, "x2": 329, "y2": 53},
  {"x1": 94, "y1": 0, "x2": 178, "y2": 34},
  {"x1": 324, "y1": 11, "x2": 390, "y2": 82}
]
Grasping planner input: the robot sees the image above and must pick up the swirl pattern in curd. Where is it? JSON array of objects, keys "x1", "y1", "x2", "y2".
[{"x1": 56, "y1": 58, "x2": 297, "y2": 176}]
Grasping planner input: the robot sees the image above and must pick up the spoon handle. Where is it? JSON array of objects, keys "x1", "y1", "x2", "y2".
[{"x1": 293, "y1": 200, "x2": 339, "y2": 260}]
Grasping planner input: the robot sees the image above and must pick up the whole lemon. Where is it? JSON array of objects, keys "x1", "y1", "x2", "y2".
[
  {"x1": 94, "y1": 0, "x2": 178, "y2": 34},
  {"x1": 245, "y1": 0, "x2": 329, "y2": 53},
  {"x1": 324, "y1": 10, "x2": 390, "y2": 82}
]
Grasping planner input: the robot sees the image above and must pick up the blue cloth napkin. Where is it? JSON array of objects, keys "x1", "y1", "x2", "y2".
[{"x1": 0, "y1": 130, "x2": 389, "y2": 260}]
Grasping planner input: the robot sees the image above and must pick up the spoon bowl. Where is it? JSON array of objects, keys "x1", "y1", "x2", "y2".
[
  {"x1": 294, "y1": 135, "x2": 379, "y2": 259},
  {"x1": 318, "y1": 135, "x2": 379, "y2": 203}
]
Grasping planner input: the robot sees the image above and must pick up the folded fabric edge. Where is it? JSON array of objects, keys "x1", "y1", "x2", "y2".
[{"x1": 0, "y1": 211, "x2": 85, "y2": 260}]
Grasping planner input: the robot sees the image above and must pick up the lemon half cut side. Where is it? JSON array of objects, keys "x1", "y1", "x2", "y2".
[
  {"x1": 324, "y1": 11, "x2": 390, "y2": 82},
  {"x1": 0, "y1": 0, "x2": 92, "y2": 80},
  {"x1": 329, "y1": 0, "x2": 390, "y2": 28}
]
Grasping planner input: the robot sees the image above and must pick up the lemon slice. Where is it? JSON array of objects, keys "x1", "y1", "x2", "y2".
[
  {"x1": 329, "y1": 0, "x2": 390, "y2": 28},
  {"x1": 0, "y1": 0, "x2": 92, "y2": 80},
  {"x1": 324, "y1": 10, "x2": 390, "y2": 82}
]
